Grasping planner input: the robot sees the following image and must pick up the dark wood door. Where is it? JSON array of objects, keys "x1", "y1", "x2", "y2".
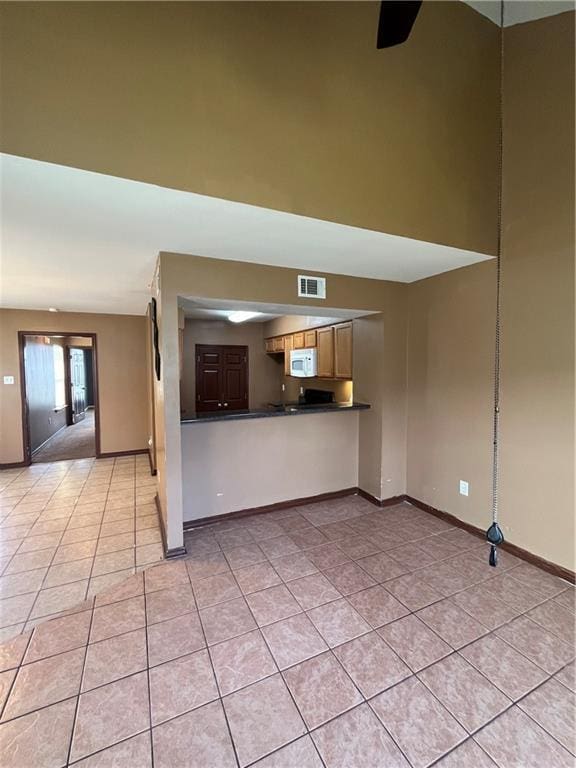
[
  {"x1": 68, "y1": 347, "x2": 87, "y2": 423},
  {"x1": 196, "y1": 345, "x2": 248, "y2": 412}
]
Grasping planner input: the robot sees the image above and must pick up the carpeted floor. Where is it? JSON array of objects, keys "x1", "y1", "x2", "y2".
[{"x1": 33, "y1": 409, "x2": 96, "y2": 463}]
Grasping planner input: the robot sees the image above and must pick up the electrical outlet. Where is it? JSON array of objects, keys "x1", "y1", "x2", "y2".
[
  {"x1": 459, "y1": 480, "x2": 469, "y2": 496},
  {"x1": 3, "y1": 376, "x2": 14, "y2": 385}
]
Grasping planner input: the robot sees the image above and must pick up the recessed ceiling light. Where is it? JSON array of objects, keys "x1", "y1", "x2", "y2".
[
  {"x1": 48, "y1": 307, "x2": 58, "y2": 312},
  {"x1": 228, "y1": 311, "x2": 261, "y2": 324}
]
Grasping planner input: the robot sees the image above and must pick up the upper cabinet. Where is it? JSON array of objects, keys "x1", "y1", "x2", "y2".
[
  {"x1": 304, "y1": 330, "x2": 317, "y2": 348},
  {"x1": 283, "y1": 334, "x2": 293, "y2": 375},
  {"x1": 316, "y1": 326, "x2": 335, "y2": 378},
  {"x1": 293, "y1": 332, "x2": 305, "y2": 349},
  {"x1": 264, "y1": 322, "x2": 352, "y2": 380},
  {"x1": 334, "y1": 322, "x2": 353, "y2": 379}
]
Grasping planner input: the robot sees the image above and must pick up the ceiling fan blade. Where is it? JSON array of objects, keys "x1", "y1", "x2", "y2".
[{"x1": 377, "y1": 0, "x2": 423, "y2": 49}]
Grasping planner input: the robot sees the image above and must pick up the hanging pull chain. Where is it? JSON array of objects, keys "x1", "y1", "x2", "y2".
[{"x1": 486, "y1": 0, "x2": 505, "y2": 567}]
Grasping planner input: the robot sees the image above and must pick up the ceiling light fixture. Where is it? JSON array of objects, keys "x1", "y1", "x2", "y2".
[
  {"x1": 228, "y1": 311, "x2": 261, "y2": 324},
  {"x1": 48, "y1": 307, "x2": 58, "y2": 312}
]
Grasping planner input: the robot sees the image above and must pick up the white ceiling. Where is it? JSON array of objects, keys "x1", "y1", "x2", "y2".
[
  {"x1": 463, "y1": 0, "x2": 575, "y2": 26},
  {"x1": 0, "y1": 154, "x2": 491, "y2": 316}
]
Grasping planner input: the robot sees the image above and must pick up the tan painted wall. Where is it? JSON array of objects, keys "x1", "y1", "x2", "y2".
[
  {"x1": 0, "y1": 309, "x2": 149, "y2": 463},
  {"x1": 406, "y1": 12, "x2": 575, "y2": 570},
  {"x1": 180, "y1": 319, "x2": 282, "y2": 416},
  {"x1": 181, "y1": 411, "x2": 359, "y2": 521},
  {"x1": 0, "y1": 1, "x2": 499, "y2": 253},
  {"x1": 500, "y1": 12, "x2": 574, "y2": 569},
  {"x1": 157, "y1": 252, "x2": 408, "y2": 548}
]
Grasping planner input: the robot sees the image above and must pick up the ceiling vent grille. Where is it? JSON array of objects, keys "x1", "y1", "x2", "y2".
[{"x1": 298, "y1": 275, "x2": 326, "y2": 299}]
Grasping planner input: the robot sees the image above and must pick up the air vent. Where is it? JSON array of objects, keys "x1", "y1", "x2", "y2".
[{"x1": 298, "y1": 275, "x2": 326, "y2": 299}]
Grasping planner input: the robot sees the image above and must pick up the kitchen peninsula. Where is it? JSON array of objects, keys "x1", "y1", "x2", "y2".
[{"x1": 181, "y1": 403, "x2": 368, "y2": 523}]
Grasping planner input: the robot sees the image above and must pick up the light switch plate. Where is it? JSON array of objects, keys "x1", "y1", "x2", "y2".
[
  {"x1": 3, "y1": 376, "x2": 15, "y2": 385},
  {"x1": 459, "y1": 480, "x2": 469, "y2": 496}
]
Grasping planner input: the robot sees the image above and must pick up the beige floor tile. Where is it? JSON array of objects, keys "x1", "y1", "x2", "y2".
[
  {"x1": 0, "y1": 698, "x2": 77, "y2": 768},
  {"x1": 2, "y1": 646, "x2": 84, "y2": 721},
  {"x1": 378, "y1": 614, "x2": 453, "y2": 672},
  {"x1": 91, "y1": 548, "x2": 135, "y2": 577},
  {"x1": 496, "y1": 615, "x2": 575, "y2": 673},
  {"x1": 149, "y1": 649, "x2": 218, "y2": 724},
  {"x1": 90, "y1": 595, "x2": 145, "y2": 643},
  {"x1": 71, "y1": 671, "x2": 150, "y2": 763},
  {"x1": 82, "y1": 627, "x2": 147, "y2": 691},
  {"x1": 44, "y1": 558, "x2": 93, "y2": 589},
  {"x1": 223, "y1": 674, "x2": 306, "y2": 766},
  {"x1": 30, "y1": 580, "x2": 89, "y2": 619},
  {"x1": 147, "y1": 611, "x2": 206, "y2": 666},
  {"x1": 460, "y1": 634, "x2": 548, "y2": 700},
  {"x1": 210, "y1": 629, "x2": 277, "y2": 695},
  {"x1": 153, "y1": 700, "x2": 236, "y2": 768},
  {"x1": 517, "y1": 678, "x2": 575, "y2": 753},
  {"x1": 334, "y1": 631, "x2": 410, "y2": 697},
  {"x1": 24, "y1": 610, "x2": 91, "y2": 664},
  {"x1": 312, "y1": 703, "x2": 410, "y2": 768},
  {"x1": 0, "y1": 568, "x2": 48, "y2": 600},
  {"x1": 261, "y1": 613, "x2": 328, "y2": 670},
  {"x1": 246, "y1": 585, "x2": 301, "y2": 626},
  {"x1": 287, "y1": 572, "x2": 341, "y2": 610},
  {"x1": 73, "y1": 732, "x2": 152, "y2": 768},
  {"x1": 200, "y1": 598, "x2": 257, "y2": 646},
  {"x1": 371, "y1": 676, "x2": 467, "y2": 768},
  {"x1": 307, "y1": 598, "x2": 370, "y2": 648},
  {"x1": 0, "y1": 592, "x2": 36, "y2": 628},
  {"x1": 283, "y1": 651, "x2": 363, "y2": 729},
  {"x1": 474, "y1": 706, "x2": 573, "y2": 767}
]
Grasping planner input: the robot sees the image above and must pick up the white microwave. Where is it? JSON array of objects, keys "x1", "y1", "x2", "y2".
[{"x1": 290, "y1": 348, "x2": 317, "y2": 377}]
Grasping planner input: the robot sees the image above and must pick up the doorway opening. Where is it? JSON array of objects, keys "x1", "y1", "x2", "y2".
[
  {"x1": 18, "y1": 332, "x2": 100, "y2": 464},
  {"x1": 195, "y1": 344, "x2": 249, "y2": 412}
]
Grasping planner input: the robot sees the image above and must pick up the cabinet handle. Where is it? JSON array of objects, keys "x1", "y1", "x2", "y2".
[
  {"x1": 224, "y1": 402, "x2": 228, "y2": 407},
  {"x1": 218, "y1": 403, "x2": 222, "y2": 407}
]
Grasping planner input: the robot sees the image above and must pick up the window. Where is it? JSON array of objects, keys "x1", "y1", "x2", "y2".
[{"x1": 53, "y1": 345, "x2": 66, "y2": 409}]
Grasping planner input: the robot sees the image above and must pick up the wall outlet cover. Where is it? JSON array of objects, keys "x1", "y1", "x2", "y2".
[
  {"x1": 459, "y1": 480, "x2": 469, "y2": 496},
  {"x1": 3, "y1": 376, "x2": 15, "y2": 385}
]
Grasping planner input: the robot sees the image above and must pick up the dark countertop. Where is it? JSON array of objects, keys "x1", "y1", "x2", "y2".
[{"x1": 181, "y1": 402, "x2": 370, "y2": 424}]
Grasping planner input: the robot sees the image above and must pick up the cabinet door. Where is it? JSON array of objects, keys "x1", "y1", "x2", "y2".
[
  {"x1": 265, "y1": 338, "x2": 275, "y2": 353},
  {"x1": 304, "y1": 330, "x2": 317, "y2": 348},
  {"x1": 273, "y1": 337, "x2": 285, "y2": 352},
  {"x1": 283, "y1": 335, "x2": 294, "y2": 375},
  {"x1": 334, "y1": 322, "x2": 353, "y2": 379},
  {"x1": 293, "y1": 332, "x2": 305, "y2": 349},
  {"x1": 316, "y1": 327, "x2": 334, "y2": 378}
]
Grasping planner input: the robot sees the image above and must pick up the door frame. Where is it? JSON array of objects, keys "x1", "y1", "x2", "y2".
[
  {"x1": 195, "y1": 343, "x2": 249, "y2": 413},
  {"x1": 18, "y1": 331, "x2": 101, "y2": 465}
]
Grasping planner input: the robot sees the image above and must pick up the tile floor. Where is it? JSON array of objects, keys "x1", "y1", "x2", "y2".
[
  {"x1": 0, "y1": 489, "x2": 574, "y2": 767},
  {"x1": 0, "y1": 455, "x2": 162, "y2": 640}
]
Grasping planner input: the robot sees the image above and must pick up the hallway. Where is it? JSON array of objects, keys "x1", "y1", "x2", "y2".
[{"x1": 33, "y1": 410, "x2": 96, "y2": 463}]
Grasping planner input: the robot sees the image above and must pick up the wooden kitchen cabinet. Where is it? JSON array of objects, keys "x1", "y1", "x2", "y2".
[
  {"x1": 293, "y1": 332, "x2": 305, "y2": 349},
  {"x1": 304, "y1": 330, "x2": 317, "y2": 348},
  {"x1": 265, "y1": 338, "x2": 275, "y2": 353},
  {"x1": 283, "y1": 334, "x2": 293, "y2": 375},
  {"x1": 334, "y1": 322, "x2": 353, "y2": 379},
  {"x1": 273, "y1": 336, "x2": 285, "y2": 352},
  {"x1": 316, "y1": 326, "x2": 334, "y2": 378}
]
